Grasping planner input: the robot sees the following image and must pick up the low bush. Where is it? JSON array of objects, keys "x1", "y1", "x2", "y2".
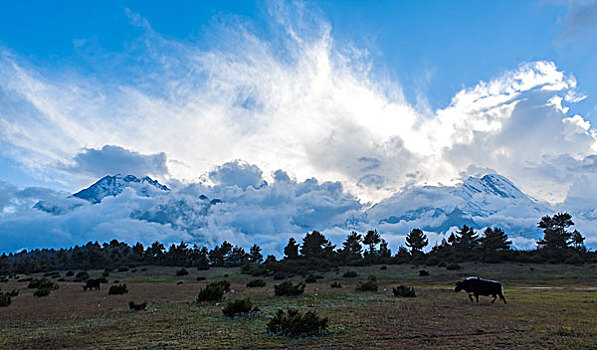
[
  {"x1": 196, "y1": 276, "x2": 206, "y2": 281},
  {"x1": 267, "y1": 309, "x2": 328, "y2": 337},
  {"x1": 102, "y1": 272, "x2": 110, "y2": 277},
  {"x1": 419, "y1": 270, "x2": 430, "y2": 276},
  {"x1": 393, "y1": 285, "x2": 416, "y2": 298},
  {"x1": 274, "y1": 281, "x2": 305, "y2": 296},
  {"x1": 75, "y1": 271, "x2": 90, "y2": 280},
  {"x1": 222, "y1": 297, "x2": 256, "y2": 317},
  {"x1": 65, "y1": 271, "x2": 74, "y2": 277},
  {"x1": 97, "y1": 277, "x2": 108, "y2": 284},
  {"x1": 342, "y1": 271, "x2": 358, "y2": 278},
  {"x1": 446, "y1": 264, "x2": 462, "y2": 271},
  {"x1": 176, "y1": 268, "x2": 189, "y2": 276},
  {"x1": 355, "y1": 280, "x2": 378, "y2": 292},
  {"x1": 305, "y1": 275, "x2": 317, "y2": 283},
  {"x1": 330, "y1": 282, "x2": 342, "y2": 289},
  {"x1": 129, "y1": 301, "x2": 147, "y2": 311},
  {"x1": 273, "y1": 271, "x2": 287, "y2": 280},
  {"x1": 197, "y1": 281, "x2": 230, "y2": 303},
  {"x1": 380, "y1": 265, "x2": 387, "y2": 270},
  {"x1": 0, "y1": 293, "x2": 11, "y2": 307},
  {"x1": 28, "y1": 278, "x2": 58, "y2": 290},
  {"x1": 6, "y1": 289, "x2": 19, "y2": 297},
  {"x1": 117, "y1": 266, "x2": 129, "y2": 272},
  {"x1": 108, "y1": 284, "x2": 128, "y2": 295},
  {"x1": 246, "y1": 279, "x2": 266, "y2": 288},
  {"x1": 33, "y1": 287, "x2": 52, "y2": 297}
]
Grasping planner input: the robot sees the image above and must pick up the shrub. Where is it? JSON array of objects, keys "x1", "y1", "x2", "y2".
[
  {"x1": 274, "y1": 281, "x2": 305, "y2": 296},
  {"x1": 102, "y1": 272, "x2": 110, "y2": 277},
  {"x1": 446, "y1": 264, "x2": 462, "y2": 271},
  {"x1": 129, "y1": 301, "x2": 147, "y2": 311},
  {"x1": 222, "y1": 297, "x2": 256, "y2": 317},
  {"x1": 380, "y1": 265, "x2": 387, "y2": 270},
  {"x1": 117, "y1": 266, "x2": 129, "y2": 272},
  {"x1": 342, "y1": 271, "x2": 358, "y2": 278},
  {"x1": 393, "y1": 285, "x2": 416, "y2": 298},
  {"x1": 246, "y1": 279, "x2": 266, "y2": 288},
  {"x1": 197, "y1": 281, "x2": 230, "y2": 303},
  {"x1": 28, "y1": 278, "x2": 58, "y2": 290},
  {"x1": 75, "y1": 271, "x2": 90, "y2": 280},
  {"x1": 273, "y1": 271, "x2": 287, "y2": 280},
  {"x1": 355, "y1": 280, "x2": 378, "y2": 292},
  {"x1": 176, "y1": 268, "x2": 189, "y2": 276},
  {"x1": 0, "y1": 293, "x2": 11, "y2": 307},
  {"x1": 267, "y1": 309, "x2": 328, "y2": 337},
  {"x1": 97, "y1": 277, "x2": 108, "y2": 284},
  {"x1": 330, "y1": 282, "x2": 342, "y2": 289},
  {"x1": 305, "y1": 275, "x2": 317, "y2": 283},
  {"x1": 109, "y1": 284, "x2": 128, "y2": 295},
  {"x1": 196, "y1": 276, "x2": 206, "y2": 281},
  {"x1": 6, "y1": 289, "x2": 19, "y2": 297},
  {"x1": 33, "y1": 288, "x2": 52, "y2": 297},
  {"x1": 66, "y1": 271, "x2": 74, "y2": 277},
  {"x1": 57, "y1": 278, "x2": 65, "y2": 282},
  {"x1": 419, "y1": 270, "x2": 430, "y2": 276}
]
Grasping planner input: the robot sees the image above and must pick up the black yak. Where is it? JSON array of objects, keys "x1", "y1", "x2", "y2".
[
  {"x1": 83, "y1": 278, "x2": 101, "y2": 291},
  {"x1": 455, "y1": 277, "x2": 506, "y2": 304}
]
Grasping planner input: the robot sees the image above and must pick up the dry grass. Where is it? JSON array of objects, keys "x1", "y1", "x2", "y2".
[{"x1": 1, "y1": 262, "x2": 595, "y2": 349}]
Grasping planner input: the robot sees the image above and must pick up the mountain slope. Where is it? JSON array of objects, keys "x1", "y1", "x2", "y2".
[{"x1": 72, "y1": 174, "x2": 169, "y2": 204}]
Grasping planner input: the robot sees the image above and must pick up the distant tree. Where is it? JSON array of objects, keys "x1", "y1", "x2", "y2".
[
  {"x1": 197, "y1": 247, "x2": 210, "y2": 270},
  {"x1": 228, "y1": 246, "x2": 248, "y2": 266},
  {"x1": 480, "y1": 227, "x2": 511, "y2": 253},
  {"x1": 339, "y1": 231, "x2": 362, "y2": 262},
  {"x1": 248, "y1": 244, "x2": 263, "y2": 264},
  {"x1": 453, "y1": 225, "x2": 480, "y2": 253},
  {"x1": 537, "y1": 213, "x2": 574, "y2": 251},
  {"x1": 570, "y1": 230, "x2": 586, "y2": 251},
  {"x1": 132, "y1": 242, "x2": 144, "y2": 257},
  {"x1": 209, "y1": 241, "x2": 233, "y2": 267},
  {"x1": 378, "y1": 239, "x2": 392, "y2": 260},
  {"x1": 405, "y1": 228, "x2": 428, "y2": 257},
  {"x1": 300, "y1": 231, "x2": 335, "y2": 259},
  {"x1": 284, "y1": 238, "x2": 299, "y2": 260},
  {"x1": 147, "y1": 241, "x2": 165, "y2": 261},
  {"x1": 363, "y1": 230, "x2": 381, "y2": 257}
]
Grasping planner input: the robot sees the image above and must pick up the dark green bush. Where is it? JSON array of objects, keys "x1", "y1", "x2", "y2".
[
  {"x1": 117, "y1": 266, "x2": 129, "y2": 272},
  {"x1": 196, "y1": 276, "x2": 206, "y2": 281},
  {"x1": 273, "y1": 271, "x2": 287, "y2": 280},
  {"x1": 0, "y1": 293, "x2": 11, "y2": 307},
  {"x1": 6, "y1": 289, "x2": 19, "y2": 297},
  {"x1": 380, "y1": 265, "x2": 387, "y2": 270},
  {"x1": 355, "y1": 278, "x2": 378, "y2": 292},
  {"x1": 33, "y1": 287, "x2": 52, "y2": 297},
  {"x1": 267, "y1": 309, "x2": 328, "y2": 337},
  {"x1": 222, "y1": 297, "x2": 256, "y2": 317},
  {"x1": 27, "y1": 278, "x2": 58, "y2": 290},
  {"x1": 305, "y1": 275, "x2": 317, "y2": 283},
  {"x1": 129, "y1": 301, "x2": 147, "y2": 311},
  {"x1": 274, "y1": 281, "x2": 305, "y2": 296},
  {"x1": 330, "y1": 282, "x2": 342, "y2": 288},
  {"x1": 75, "y1": 271, "x2": 90, "y2": 280},
  {"x1": 393, "y1": 285, "x2": 416, "y2": 298},
  {"x1": 446, "y1": 264, "x2": 462, "y2": 271},
  {"x1": 65, "y1": 271, "x2": 74, "y2": 277},
  {"x1": 197, "y1": 281, "x2": 230, "y2": 303},
  {"x1": 419, "y1": 270, "x2": 430, "y2": 276},
  {"x1": 342, "y1": 271, "x2": 358, "y2": 278},
  {"x1": 176, "y1": 268, "x2": 189, "y2": 276},
  {"x1": 108, "y1": 283, "x2": 128, "y2": 295},
  {"x1": 246, "y1": 279, "x2": 266, "y2": 288}
]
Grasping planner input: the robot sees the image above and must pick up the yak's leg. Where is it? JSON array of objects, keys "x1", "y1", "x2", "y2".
[
  {"x1": 499, "y1": 293, "x2": 507, "y2": 304},
  {"x1": 491, "y1": 294, "x2": 497, "y2": 303},
  {"x1": 475, "y1": 294, "x2": 479, "y2": 302},
  {"x1": 468, "y1": 293, "x2": 474, "y2": 302}
]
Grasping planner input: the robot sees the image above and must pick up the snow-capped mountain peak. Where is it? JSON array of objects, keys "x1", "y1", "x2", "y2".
[
  {"x1": 459, "y1": 174, "x2": 526, "y2": 200},
  {"x1": 72, "y1": 174, "x2": 169, "y2": 203}
]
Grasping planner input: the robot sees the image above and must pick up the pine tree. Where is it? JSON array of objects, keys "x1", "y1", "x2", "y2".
[
  {"x1": 363, "y1": 230, "x2": 381, "y2": 257},
  {"x1": 538, "y1": 213, "x2": 574, "y2": 251},
  {"x1": 405, "y1": 228, "x2": 428, "y2": 257},
  {"x1": 570, "y1": 230, "x2": 585, "y2": 251},
  {"x1": 480, "y1": 227, "x2": 511, "y2": 254},
  {"x1": 339, "y1": 231, "x2": 362, "y2": 261},
  {"x1": 283, "y1": 238, "x2": 299, "y2": 259},
  {"x1": 300, "y1": 231, "x2": 335, "y2": 259},
  {"x1": 453, "y1": 225, "x2": 480, "y2": 254},
  {"x1": 248, "y1": 244, "x2": 263, "y2": 263}
]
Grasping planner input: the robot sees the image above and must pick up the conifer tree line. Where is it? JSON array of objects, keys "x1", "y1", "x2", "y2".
[{"x1": 0, "y1": 212, "x2": 594, "y2": 274}]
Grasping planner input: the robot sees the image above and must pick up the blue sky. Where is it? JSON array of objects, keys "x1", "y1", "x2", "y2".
[{"x1": 1, "y1": 1, "x2": 597, "y2": 250}]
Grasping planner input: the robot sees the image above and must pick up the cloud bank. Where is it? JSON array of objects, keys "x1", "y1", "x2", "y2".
[{"x1": 0, "y1": 2, "x2": 596, "y2": 251}]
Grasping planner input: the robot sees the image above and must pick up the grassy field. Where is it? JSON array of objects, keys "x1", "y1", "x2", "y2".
[{"x1": 1, "y1": 263, "x2": 596, "y2": 349}]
